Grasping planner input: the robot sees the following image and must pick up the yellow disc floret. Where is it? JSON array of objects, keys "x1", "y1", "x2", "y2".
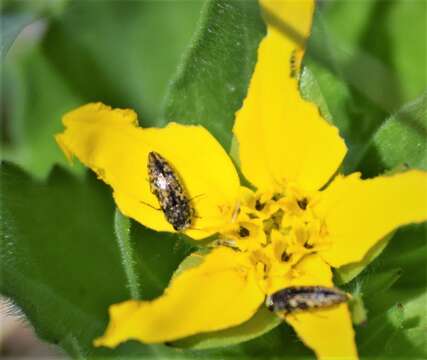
[{"x1": 218, "y1": 183, "x2": 332, "y2": 294}]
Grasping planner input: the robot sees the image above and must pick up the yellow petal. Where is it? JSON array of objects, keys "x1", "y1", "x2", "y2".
[
  {"x1": 233, "y1": 0, "x2": 347, "y2": 192},
  {"x1": 287, "y1": 304, "x2": 357, "y2": 359},
  {"x1": 317, "y1": 170, "x2": 427, "y2": 268},
  {"x1": 56, "y1": 103, "x2": 240, "y2": 239},
  {"x1": 283, "y1": 254, "x2": 358, "y2": 359},
  {"x1": 287, "y1": 253, "x2": 333, "y2": 287},
  {"x1": 94, "y1": 247, "x2": 264, "y2": 347}
]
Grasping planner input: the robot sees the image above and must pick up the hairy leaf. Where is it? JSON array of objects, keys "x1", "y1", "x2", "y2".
[{"x1": 162, "y1": 0, "x2": 265, "y2": 150}]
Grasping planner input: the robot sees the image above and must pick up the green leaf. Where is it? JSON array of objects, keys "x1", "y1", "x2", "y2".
[
  {"x1": 349, "y1": 295, "x2": 368, "y2": 326},
  {"x1": 303, "y1": 0, "x2": 427, "y2": 173},
  {"x1": 114, "y1": 209, "x2": 141, "y2": 300},
  {"x1": 0, "y1": 162, "x2": 128, "y2": 357},
  {"x1": 2, "y1": 47, "x2": 84, "y2": 178},
  {"x1": 347, "y1": 224, "x2": 427, "y2": 358},
  {"x1": 359, "y1": 268, "x2": 402, "y2": 299},
  {"x1": 358, "y1": 91, "x2": 427, "y2": 177},
  {"x1": 127, "y1": 221, "x2": 195, "y2": 302},
  {"x1": 173, "y1": 307, "x2": 281, "y2": 350},
  {"x1": 299, "y1": 66, "x2": 334, "y2": 124},
  {"x1": 41, "y1": 0, "x2": 204, "y2": 124},
  {"x1": 1, "y1": 0, "x2": 69, "y2": 16},
  {"x1": 2, "y1": 0, "x2": 205, "y2": 177},
  {"x1": 162, "y1": 0, "x2": 266, "y2": 150},
  {"x1": 342, "y1": 254, "x2": 402, "y2": 326}
]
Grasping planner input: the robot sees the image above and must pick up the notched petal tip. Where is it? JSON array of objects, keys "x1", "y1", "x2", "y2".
[{"x1": 62, "y1": 102, "x2": 139, "y2": 128}]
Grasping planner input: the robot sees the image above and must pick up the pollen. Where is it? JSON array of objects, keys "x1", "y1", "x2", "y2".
[{"x1": 218, "y1": 184, "x2": 331, "y2": 293}]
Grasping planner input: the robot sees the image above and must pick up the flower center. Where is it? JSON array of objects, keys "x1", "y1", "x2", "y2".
[{"x1": 217, "y1": 185, "x2": 331, "y2": 293}]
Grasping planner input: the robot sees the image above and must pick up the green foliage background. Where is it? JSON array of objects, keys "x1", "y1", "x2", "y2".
[{"x1": 1, "y1": 0, "x2": 426, "y2": 358}]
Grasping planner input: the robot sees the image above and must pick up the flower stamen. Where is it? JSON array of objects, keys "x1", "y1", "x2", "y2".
[{"x1": 239, "y1": 226, "x2": 250, "y2": 237}]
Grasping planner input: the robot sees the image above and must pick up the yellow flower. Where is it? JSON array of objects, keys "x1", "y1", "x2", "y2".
[{"x1": 55, "y1": 0, "x2": 427, "y2": 358}]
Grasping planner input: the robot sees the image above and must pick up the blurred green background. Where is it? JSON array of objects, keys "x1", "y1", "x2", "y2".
[{"x1": 1, "y1": 0, "x2": 426, "y2": 358}]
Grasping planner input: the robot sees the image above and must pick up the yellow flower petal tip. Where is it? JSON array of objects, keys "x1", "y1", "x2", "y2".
[
  {"x1": 94, "y1": 247, "x2": 264, "y2": 347},
  {"x1": 56, "y1": 102, "x2": 240, "y2": 240},
  {"x1": 318, "y1": 170, "x2": 427, "y2": 268},
  {"x1": 267, "y1": 256, "x2": 358, "y2": 358},
  {"x1": 287, "y1": 304, "x2": 358, "y2": 359},
  {"x1": 233, "y1": 0, "x2": 346, "y2": 192}
]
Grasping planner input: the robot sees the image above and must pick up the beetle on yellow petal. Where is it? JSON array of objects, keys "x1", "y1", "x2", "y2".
[{"x1": 56, "y1": 0, "x2": 427, "y2": 359}]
